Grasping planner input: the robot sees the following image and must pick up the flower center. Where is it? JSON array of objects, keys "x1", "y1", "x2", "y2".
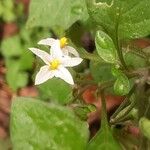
[
  {"x1": 60, "y1": 37, "x2": 68, "y2": 48},
  {"x1": 50, "y1": 59, "x2": 60, "y2": 70}
]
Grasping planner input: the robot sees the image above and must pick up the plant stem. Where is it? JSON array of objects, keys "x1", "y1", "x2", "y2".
[
  {"x1": 115, "y1": 8, "x2": 128, "y2": 70},
  {"x1": 116, "y1": 31, "x2": 128, "y2": 70},
  {"x1": 98, "y1": 80, "x2": 114, "y2": 89},
  {"x1": 100, "y1": 89, "x2": 108, "y2": 126}
]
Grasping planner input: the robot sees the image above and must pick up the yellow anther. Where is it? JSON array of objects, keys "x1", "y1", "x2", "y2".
[
  {"x1": 60, "y1": 37, "x2": 68, "y2": 48},
  {"x1": 50, "y1": 59, "x2": 60, "y2": 70}
]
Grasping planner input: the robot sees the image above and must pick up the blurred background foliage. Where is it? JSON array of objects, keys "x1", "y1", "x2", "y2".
[{"x1": 0, "y1": 0, "x2": 52, "y2": 91}]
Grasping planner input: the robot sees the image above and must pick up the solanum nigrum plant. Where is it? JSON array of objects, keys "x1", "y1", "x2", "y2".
[{"x1": 10, "y1": 0, "x2": 150, "y2": 149}]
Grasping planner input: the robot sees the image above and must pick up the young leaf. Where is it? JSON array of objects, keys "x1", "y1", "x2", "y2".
[
  {"x1": 139, "y1": 117, "x2": 150, "y2": 140},
  {"x1": 87, "y1": 0, "x2": 150, "y2": 39},
  {"x1": 111, "y1": 66, "x2": 122, "y2": 77},
  {"x1": 114, "y1": 74, "x2": 130, "y2": 96},
  {"x1": 95, "y1": 30, "x2": 118, "y2": 64},
  {"x1": 38, "y1": 78, "x2": 73, "y2": 104},
  {"x1": 27, "y1": 0, "x2": 88, "y2": 30},
  {"x1": 11, "y1": 97, "x2": 89, "y2": 150},
  {"x1": 124, "y1": 51, "x2": 147, "y2": 69},
  {"x1": 90, "y1": 61, "x2": 115, "y2": 82}
]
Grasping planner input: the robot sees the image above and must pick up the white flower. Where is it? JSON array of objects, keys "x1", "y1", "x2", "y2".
[
  {"x1": 29, "y1": 40, "x2": 82, "y2": 85},
  {"x1": 38, "y1": 37, "x2": 79, "y2": 57}
]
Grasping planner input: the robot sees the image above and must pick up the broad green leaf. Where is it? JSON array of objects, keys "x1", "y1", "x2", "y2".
[
  {"x1": 11, "y1": 97, "x2": 89, "y2": 150},
  {"x1": 27, "y1": 0, "x2": 89, "y2": 30},
  {"x1": 90, "y1": 61, "x2": 114, "y2": 82},
  {"x1": 86, "y1": 0, "x2": 150, "y2": 39},
  {"x1": 114, "y1": 74, "x2": 130, "y2": 96},
  {"x1": 1, "y1": 35, "x2": 22, "y2": 57},
  {"x1": 139, "y1": 117, "x2": 150, "y2": 140},
  {"x1": 124, "y1": 51, "x2": 147, "y2": 69},
  {"x1": 95, "y1": 30, "x2": 118, "y2": 64},
  {"x1": 38, "y1": 78, "x2": 73, "y2": 104}
]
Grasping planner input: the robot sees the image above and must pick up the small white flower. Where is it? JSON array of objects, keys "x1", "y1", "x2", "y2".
[
  {"x1": 29, "y1": 40, "x2": 82, "y2": 85},
  {"x1": 38, "y1": 37, "x2": 79, "y2": 57}
]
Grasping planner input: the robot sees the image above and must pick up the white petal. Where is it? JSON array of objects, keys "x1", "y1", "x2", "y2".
[
  {"x1": 50, "y1": 40, "x2": 63, "y2": 58},
  {"x1": 38, "y1": 38, "x2": 55, "y2": 46},
  {"x1": 55, "y1": 66, "x2": 74, "y2": 85},
  {"x1": 35, "y1": 65, "x2": 55, "y2": 85},
  {"x1": 64, "y1": 46, "x2": 79, "y2": 57},
  {"x1": 29, "y1": 48, "x2": 51, "y2": 64},
  {"x1": 62, "y1": 48, "x2": 69, "y2": 56},
  {"x1": 62, "y1": 57, "x2": 83, "y2": 67}
]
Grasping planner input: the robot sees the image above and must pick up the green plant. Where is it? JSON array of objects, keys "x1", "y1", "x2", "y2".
[{"x1": 10, "y1": 0, "x2": 150, "y2": 149}]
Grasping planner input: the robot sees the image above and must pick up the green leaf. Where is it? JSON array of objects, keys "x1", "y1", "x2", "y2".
[
  {"x1": 27, "y1": 0, "x2": 89, "y2": 30},
  {"x1": 1, "y1": 35, "x2": 22, "y2": 57},
  {"x1": 6, "y1": 68, "x2": 28, "y2": 91},
  {"x1": 38, "y1": 78, "x2": 73, "y2": 104},
  {"x1": 95, "y1": 30, "x2": 118, "y2": 64},
  {"x1": 124, "y1": 52, "x2": 147, "y2": 69},
  {"x1": 88, "y1": 127, "x2": 122, "y2": 150},
  {"x1": 114, "y1": 74, "x2": 130, "y2": 96},
  {"x1": 1, "y1": 0, "x2": 16, "y2": 22},
  {"x1": 87, "y1": 0, "x2": 150, "y2": 39},
  {"x1": 90, "y1": 61, "x2": 114, "y2": 82},
  {"x1": 87, "y1": 100, "x2": 121, "y2": 150},
  {"x1": 139, "y1": 117, "x2": 150, "y2": 140},
  {"x1": 11, "y1": 97, "x2": 89, "y2": 150},
  {"x1": 0, "y1": 2, "x2": 3, "y2": 16},
  {"x1": 6, "y1": 59, "x2": 28, "y2": 91},
  {"x1": 19, "y1": 50, "x2": 34, "y2": 70},
  {"x1": 87, "y1": 90, "x2": 122, "y2": 150},
  {"x1": 111, "y1": 66, "x2": 122, "y2": 77}
]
